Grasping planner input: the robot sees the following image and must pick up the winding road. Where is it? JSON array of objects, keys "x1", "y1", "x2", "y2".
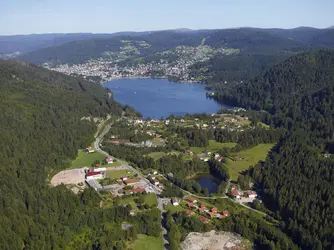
[{"x1": 94, "y1": 122, "x2": 169, "y2": 249}]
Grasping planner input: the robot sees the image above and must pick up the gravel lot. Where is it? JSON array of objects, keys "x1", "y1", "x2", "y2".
[{"x1": 51, "y1": 168, "x2": 85, "y2": 186}]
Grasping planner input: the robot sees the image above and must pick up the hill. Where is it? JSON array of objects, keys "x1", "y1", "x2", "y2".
[
  {"x1": 216, "y1": 50, "x2": 334, "y2": 249},
  {"x1": 15, "y1": 28, "x2": 334, "y2": 85},
  {"x1": 0, "y1": 60, "x2": 129, "y2": 249},
  {"x1": 0, "y1": 32, "x2": 151, "y2": 54}
]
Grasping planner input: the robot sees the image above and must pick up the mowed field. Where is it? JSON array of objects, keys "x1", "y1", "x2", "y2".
[
  {"x1": 131, "y1": 234, "x2": 164, "y2": 250},
  {"x1": 191, "y1": 140, "x2": 237, "y2": 153},
  {"x1": 227, "y1": 143, "x2": 274, "y2": 181},
  {"x1": 106, "y1": 169, "x2": 133, "y2": 179},
  {"x1": 71, "y1": 151, "x2": 105, "y2": 169}
]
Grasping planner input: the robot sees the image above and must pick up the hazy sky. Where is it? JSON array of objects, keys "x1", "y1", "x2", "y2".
[{"x1": 1, "y1": 0, "x2": 333, "y2": 35}]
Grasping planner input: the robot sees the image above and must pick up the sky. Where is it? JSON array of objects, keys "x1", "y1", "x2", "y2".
[{"x1": 0, "y1": 0, "x2": 333, "y2": 35}]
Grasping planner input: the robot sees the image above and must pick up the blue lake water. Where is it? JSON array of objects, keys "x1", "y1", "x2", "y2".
[
  {"x1": 195, "y1": 174, "x2": 219, "y2": 194},
  {"x1": 105, "y1": 78, "x2": 230, "y2": 118}
]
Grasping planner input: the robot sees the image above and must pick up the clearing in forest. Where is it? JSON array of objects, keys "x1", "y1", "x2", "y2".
[
  {"x1": 227, "y1": 143, "x2": 274, "y2": 181},
  {"x1": 132, "y1": 234, "x2": 164, "y2": 250},
  {"x1": 71, "y1": 151, "x2": 105, "y2": 169},
  {"x1": 191, "y1": 140, "x2": 237, "y2": 153}
]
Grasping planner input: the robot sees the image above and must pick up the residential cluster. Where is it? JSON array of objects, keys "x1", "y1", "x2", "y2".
[{"x1": 43, "y1": 43, "x2": 239, "y2": 83}]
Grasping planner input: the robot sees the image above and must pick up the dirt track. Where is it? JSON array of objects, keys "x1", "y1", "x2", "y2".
[
  {"x1": 180, "y1": 230, "x2": 250, "y2": 250},
  {"x1": 50, "y1": 168, "x2": 85, "y2": 186}
]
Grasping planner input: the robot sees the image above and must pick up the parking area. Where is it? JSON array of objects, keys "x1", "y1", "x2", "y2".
[{"x1": 51, "y1": 168, "x2": 85, "y2": 186}]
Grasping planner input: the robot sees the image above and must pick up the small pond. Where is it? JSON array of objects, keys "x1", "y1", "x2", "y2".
[{"x1": 194, "y1": 174, "x2": 220, "y2": 194}]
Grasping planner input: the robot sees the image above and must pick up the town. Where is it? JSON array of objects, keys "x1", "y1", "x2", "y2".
[{"x1": 43, "y1": 41, "x2": 240, "y2": 83}]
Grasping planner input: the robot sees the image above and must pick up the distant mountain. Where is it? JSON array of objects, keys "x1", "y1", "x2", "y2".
[
  {"x1": 17, "y1": 28, "x2": 328, "y2": 66},
  {"x1": 0, "y1": 31, "x2": 150, "y2": 54}
]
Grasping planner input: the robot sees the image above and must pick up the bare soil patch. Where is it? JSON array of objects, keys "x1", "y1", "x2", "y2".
[
  {"x1": 180, "y1": 230, "x2": 251, "y2": 250},
  {"x1": 50, "y1": 168, "x2": 85, "y2": 186}
]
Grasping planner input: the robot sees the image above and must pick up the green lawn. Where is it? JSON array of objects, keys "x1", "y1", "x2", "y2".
[
  {"x1": 191, "y1": 140, "x2": 237, "y2": 153},
  {"x1": 106, "y1": 170, "x2": 133, "y2": 179},
  {"x1": 144, "y1": 193, "x2": 158, "y2": 207},
  {"x1": 70, "y1": 151, "x2": 105, "y2": 169},
  {"x1": 146, "y1": 152, "x2": 166, "y2": 161},
  {"x1": 227, "y1": 143, "x2": 274, "y2": 180},
  {"x1": 132, "y1": 234, "x2": 164, "y2": 250},
  {"x1": 118, "y1": 196, "x2": 137, "y2": 210},
  {"x1": 106, "y1": 161, "x2": 122, "y2": 167},
  {"x1": 164, "y1": 204, "x2": 185, "y2": 214}
]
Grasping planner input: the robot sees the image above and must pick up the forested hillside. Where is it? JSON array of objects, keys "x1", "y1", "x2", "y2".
[
  {"x1": 0, "y1": 60, "x2": 136, "y2": 249},
  {"x1": 214, "y1": 50, "x2": 334, "y2": 249}
]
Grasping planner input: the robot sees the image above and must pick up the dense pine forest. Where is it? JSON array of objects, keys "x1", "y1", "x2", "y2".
[
  {"x1": 0, "y1": 61, "x2": 162, "y2": 249},
  {"x1": 214, "y1": 50, "x2": 334, "y2": 249}
]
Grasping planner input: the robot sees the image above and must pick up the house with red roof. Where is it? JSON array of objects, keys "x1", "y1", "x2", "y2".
[
  {"x1": 124, "y1": 178, "x2": 141, "y2": 185},
  {"x1": 86, "y1": 146, "x2": 95, "y2": 153},
  {"x1": 187, "y1": 196, "x2": 197, "y2": 203},
  {"x1": 246, "y1": 190, "x2": 257, "y2": 198},
  {"x1": 124, "y1": 187, "x2": 145, "y2": 194},
  {"x1": 86, "y1": 170, "x2": 104, "y2": 180},
  {"x1": 231, "y1": 188, "x2": 241, "y2": 199},
  {"x1": 211, "y1": 207, "x2": 218, "y2": 213},
  {"x1": 198, "y1": 207, "x2": 206, "y2": 213},
  {"x1": 187, "y1": 202, "x2": 194, "y2": 208},
  {"x1": 105, "y1": 156, "x2": 114, "y2": 164},
  {"x1": 200, "y1": 216, "x2": 209, "y2": 223},
  {"x1": 207, "y1": 211, "x2": 215, "y2": 218},
  {"x1": 186, "y1": 210, "x2": 195, "y2": 217},
  {"x1": 200, "y1": 203, "x2": 206, "y2": 208},
  {"x1": 222, "y1": 210, "x2": 229, "y2": 217}
]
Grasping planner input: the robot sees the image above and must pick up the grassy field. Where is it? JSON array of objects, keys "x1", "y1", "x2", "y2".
[
  {"x1": 106, "y1": 170, "x2": 133, "y2": 179},
  {"x1": 191, "y1": 140, "x2": 237, "y2": 153},
  {"x1": 164, "y1": 204, "x2": 185, "y2": 214},
  {"x1": 132, "y1": 234, "x2": 164, "y2": 250},
  {"x1": 144, "y1": 193, "x2": 158, "y2": 207},
  {"x1": 70, "y1": 151, "x2": 105, "y2": 169},
  {"x1": 106, "y1": 161, "x2": 122, "y2": 167},
  {"x1": 146, "y1": 152, "x2": 166, "y2": 161},
  {"x1": 118, "y1": 196, "x2": 137, "y2": 210},
  {"x1": 227, "y1": 143, "x2": 274, "y2": 180}
]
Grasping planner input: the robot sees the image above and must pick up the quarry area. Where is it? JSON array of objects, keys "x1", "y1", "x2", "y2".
[{"x1": 180, "y1": 230, "x2": 252, "y2": 250}]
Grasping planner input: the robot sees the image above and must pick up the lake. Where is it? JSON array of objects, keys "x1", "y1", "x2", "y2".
[
  {"x1": 105, "y1": 78, "x2": 231, "y2": 118},
  {"x1": 194, "y1": 174, "x2": 219, "y2": 194}
]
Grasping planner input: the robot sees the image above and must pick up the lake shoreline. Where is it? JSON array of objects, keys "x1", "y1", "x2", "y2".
[
  {"x1": 102, "y1": 75, "x2": 203, "y2": 85},
  {"x1": 104, "y1": 78, "x2": 227, "y2": 119}
]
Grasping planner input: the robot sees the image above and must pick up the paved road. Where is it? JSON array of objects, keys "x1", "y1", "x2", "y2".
[{"x1": 94, "y1": 123, "x2": 169, "y2": 249}]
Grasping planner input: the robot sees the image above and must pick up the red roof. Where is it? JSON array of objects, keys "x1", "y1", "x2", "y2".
[
  {"x1": 231, "y1": 188, "x2": 240, "y2": 197},
  {"x1": 186, "y1": 210, "x2": 195, "y2": 216},
  {"x1": 200, "y1": 216, "x2": 208, "y2": 223},
  {"x1": 200, "y1": 203, "x2": 206, "y2": 208},
  {"x1": 124, "y1": 178, "x2": 140, "y2": 184},
  {"x1": 211, "y1": 207, "x2": 218, "y2": 212},
  {"x1": 87, "y1": 171, "x2": 102, "y2": 176},
  {"x1": 246, "y1": 190, "x2": 257, "y2": 195},
  {"x1": 219, "y1": 215, "x2": 226, "y2": 219},
  {"x1": 198, "y1": 207, "x2": 205, "y2": 213},
  {"x1": 223, "y1": 210, "x2": 229, "y2": 216},
  {"x1": 208, "y1": 212, "x2": 215, "y2": 218},
  {"x1": 95, "y1": 164, "x2": 101, "y2": 167},
  {"x1": 153, "y1": 179, "x2": 159, "y2": 183},
  {"x1": 187, "y1": 196, "x2": 197, "y2": 202},
  {"x1": 187, "y1": 202, "x2": 194, "y2": 207},
  {"x1": 124, "y1": 187, "x2": 145, "y2": 194}
]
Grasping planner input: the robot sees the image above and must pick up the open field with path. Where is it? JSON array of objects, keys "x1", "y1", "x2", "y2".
[
  {"x1": 71, "y1": 151, "x2": 105, "y2": 169},
  {"x1": 227, "y1": 143, "x2": 274, "y2": 180},
  {"x1": 191, "y1": 140, "x2": 237, "y2": 153},
  {"x1": 131, "y1": 234, "x2": 164, "y2": 250}
]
